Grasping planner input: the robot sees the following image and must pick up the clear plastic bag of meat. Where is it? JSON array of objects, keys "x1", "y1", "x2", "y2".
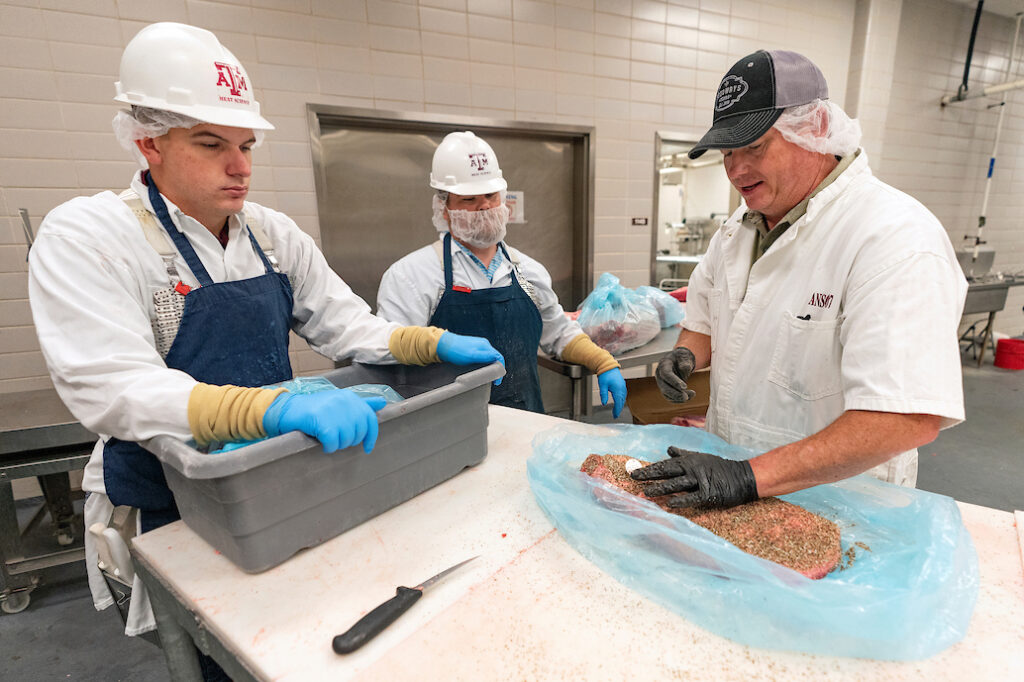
[
  {"x1": 526, "y1": 423, "x2": 979, "y2": 660},
  {"x1": 635, "y1": 285, "x2": 685, "y2": 327},
  {"x1": 576, "y1": 273, "x2": 661, "y2": 354}
]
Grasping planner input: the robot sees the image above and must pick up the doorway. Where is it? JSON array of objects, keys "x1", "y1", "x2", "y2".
[
  {"x1": 649, "y1": 133, "x2": 738, "y2": 289},
  {"x1": 307, "y1": 106, "x2": 594, "y2": 310}
]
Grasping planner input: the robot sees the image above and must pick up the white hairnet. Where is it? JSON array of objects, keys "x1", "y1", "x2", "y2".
[
  {"x1": 112, "y1": 106, "x2": 266, "y2": 168},
  {"x1": 432, "y1": 192, "x2": 450, "y2": 232},
  {"x1": 430, "y1": 189, "x2": 507, "y2": 233},
  {"x1": 773, "y1": 100, "x2": 862, "y2": 157}
]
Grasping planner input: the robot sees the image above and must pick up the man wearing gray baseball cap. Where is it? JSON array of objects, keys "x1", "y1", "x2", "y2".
[{"x1": 630, "y1": 50, "x2": 968, "y2": 510}]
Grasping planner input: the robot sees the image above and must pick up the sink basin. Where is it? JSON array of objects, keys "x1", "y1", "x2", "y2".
[{"x1": 956, "y1": 246, "x2": 995, "y2": 279}]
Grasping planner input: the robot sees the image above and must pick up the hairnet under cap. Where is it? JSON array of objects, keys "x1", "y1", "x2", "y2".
[{"x1": 690, "y1": 50, "x2": 827, "y2": 159}]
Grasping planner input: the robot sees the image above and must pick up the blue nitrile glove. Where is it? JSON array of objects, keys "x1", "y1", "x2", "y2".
[
  {"x1": 436, "y1": 332, "x2": 505, "y2": 386},
  {"x1": 262, "y1": 389, "x2": 388, "y2": 454},
  {"x1": 598, "y1": 367, "x2": 627, "y2": 419}
]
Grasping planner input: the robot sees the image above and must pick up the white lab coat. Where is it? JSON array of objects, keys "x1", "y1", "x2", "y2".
[
  {"x1": 376, "y1": 234, "x2": 584, "y2": 357},
  {"x1": 28, "y1": 170, "x2": 402, "y2": 635},
  {"x1": 683, "y1": 151, "x2": 967, "y2": 486}
]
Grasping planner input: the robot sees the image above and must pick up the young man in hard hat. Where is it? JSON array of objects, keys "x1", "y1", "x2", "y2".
[
  {"x1": 631, "y1": 50, "x2": 967, "y2": 510},
  {"x1": 377, "y1": 131, "x2": 627, "y2": 417},
  {"x1": 27, "y1": 22, "x2": 502, "y2": 663}
]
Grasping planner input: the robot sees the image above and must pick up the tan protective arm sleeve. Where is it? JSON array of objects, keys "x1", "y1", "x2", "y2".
[
  {"x1": 388, "y1": 325, "x2": 446, "y2": 366},
  {"x1": 559, "y1": 333, "x2": 620, "y2": 375},
  {"x1": 187, "y1": 383, "x2": 287, "y2": 447}
]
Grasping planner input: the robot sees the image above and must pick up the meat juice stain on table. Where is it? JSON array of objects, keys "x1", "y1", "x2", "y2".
[{"x1": 580, "y1": 454, "x2": 842, "y2": 579}]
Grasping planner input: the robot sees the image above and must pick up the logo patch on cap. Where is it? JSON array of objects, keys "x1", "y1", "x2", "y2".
[
  {"x1": 715, "y1": 74, "x2": 748, "y2": 112},
  {"x1": 214, "y1": 62, "x2": 250, "y2": 104}
]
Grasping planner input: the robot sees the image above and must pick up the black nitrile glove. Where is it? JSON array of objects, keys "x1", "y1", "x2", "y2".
[
  {"x1": 655, "y1": 347, "x2": 696, "y2": 403},
  {"x1": 629, "y1": 446, "x2": 759, "y2": 509}
]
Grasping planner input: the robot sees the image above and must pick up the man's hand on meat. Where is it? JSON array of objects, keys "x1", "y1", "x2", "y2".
[
  {"x1": 629, "y1": 446, "x2": 758, "y2": 509},
  {"x1": 655, "y1": 347, "x2": 697, "y2": 403}
]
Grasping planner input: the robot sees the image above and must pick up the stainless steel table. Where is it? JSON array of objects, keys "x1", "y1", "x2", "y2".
[
  {"x1": 0, "y1": 390, "x2": 94, "y2": 613},
  {"x1": 537, "y1": 326, "x2": 681, "y2": 420}
]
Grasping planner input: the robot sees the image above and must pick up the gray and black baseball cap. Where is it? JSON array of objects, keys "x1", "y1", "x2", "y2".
[{"x1": 689, "y1": 50, "x2": 828, "y2": 159}]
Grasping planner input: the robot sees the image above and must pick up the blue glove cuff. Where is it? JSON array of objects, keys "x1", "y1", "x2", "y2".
[{"x1": 262, "y1": 392, "x2": 291, "y2": 437}]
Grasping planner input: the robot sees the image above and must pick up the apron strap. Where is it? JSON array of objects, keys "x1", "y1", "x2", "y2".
[
  {"x1": 125, "y1": 187, "x2": 280, "y2": 279},
  {"x1": 146, "y1": 178, "x2": 216, "y2": 288},
  {"x1": 436, "y1": 234, "x2": 540, "y2": 308},
  {"x1": 498, "y1": 242, "x2": 541, "y2": 309},
  {"x1": 247, "y1": 220, "x2": 282, "y2": 274},
  {"x1": 119, "y1": 189, "x2": 180, "y2": 287},
  {"x1": 442, "y1": 232, "x2": 455, "y2": 290}
]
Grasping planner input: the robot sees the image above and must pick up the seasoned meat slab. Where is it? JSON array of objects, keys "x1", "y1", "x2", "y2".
[{"x1": 581, "y1": 454, "x2": 841, "y2": 579}]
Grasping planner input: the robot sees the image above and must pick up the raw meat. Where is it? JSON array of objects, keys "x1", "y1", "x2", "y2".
[
  {"x1": 669, "y1": 415, "x2": 706, "y2": 428},
  {"x1": 580, "y1": 454, "x2": 841, "y2": 579},
  {"x1": 582, "y1": 318, "x2": 660, "y2": 355}
]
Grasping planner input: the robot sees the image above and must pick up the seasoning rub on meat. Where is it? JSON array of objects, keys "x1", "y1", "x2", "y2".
[{"x1": 581, "y1": 454, "x2": 841, "y2": 579}]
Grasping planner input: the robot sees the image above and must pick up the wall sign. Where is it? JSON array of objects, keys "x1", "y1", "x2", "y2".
[{"x1": 505, "y1": 190, "x2": 526, "y2": 224}]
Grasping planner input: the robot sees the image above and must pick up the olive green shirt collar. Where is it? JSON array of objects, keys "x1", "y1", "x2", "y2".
[{"x1": 745, "y1": 149, "x2": 860, "y2": 261}]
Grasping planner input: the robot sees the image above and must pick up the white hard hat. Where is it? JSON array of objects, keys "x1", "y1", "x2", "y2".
[
  {"x1": 114, "y1": 22, "x2": 273, "y2": 131},
  {"x1": 430, "y1": 131, "x2": 507, "y2": 195}
]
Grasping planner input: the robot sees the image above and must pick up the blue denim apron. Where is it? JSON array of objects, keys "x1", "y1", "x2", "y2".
[
  {"x1": 429, "y1": 232, "x2": 544, "y2": 412},
  {"x1": 103, "y1": 178, "x2": 294, "y2": 533}
]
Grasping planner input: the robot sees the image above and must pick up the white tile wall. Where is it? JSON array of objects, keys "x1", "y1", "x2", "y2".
[
  {"x1": 4, "y1": 0, "x2": 1021, "y2": 393},
  {"x1": 879, "y1": 0, "x2": 1024, "y2": 336}
]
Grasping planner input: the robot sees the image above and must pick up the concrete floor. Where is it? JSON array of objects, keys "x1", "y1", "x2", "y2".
[{"x1": 2, "y1": 354, "x2": 1020, "y2": 681}]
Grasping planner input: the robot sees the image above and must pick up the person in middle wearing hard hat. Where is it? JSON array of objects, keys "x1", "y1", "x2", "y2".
[{"x1": 377, "y1": 131, "x2": 627, "y2": 416}]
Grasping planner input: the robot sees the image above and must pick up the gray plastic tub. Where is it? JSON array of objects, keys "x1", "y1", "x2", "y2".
[{"x1": 143, "y1": 361, "x2": 503, "y2": 573}]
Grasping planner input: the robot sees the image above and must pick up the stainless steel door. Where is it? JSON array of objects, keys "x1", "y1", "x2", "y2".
[{"x1": 308, "y1": 107, "x2": 594, "y2": 414}]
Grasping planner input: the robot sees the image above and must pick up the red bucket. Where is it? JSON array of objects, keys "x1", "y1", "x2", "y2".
[{"x1": 994, "y1": 338, "x2": 1024, "y2": 370}]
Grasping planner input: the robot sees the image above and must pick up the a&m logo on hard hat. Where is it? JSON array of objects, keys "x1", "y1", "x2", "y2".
[
  {"x1": 468, "y1": 153, "x2": 489, "y2": 174},
  {"x1": 214, "y1": 62, "x2": 250, "y2": 104},
  {"x1": 716, "y1": 74, "x2": 748, "y2": 112}
]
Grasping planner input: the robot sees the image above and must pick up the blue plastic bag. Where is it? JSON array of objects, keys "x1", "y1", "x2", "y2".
[
  {"x1": 208, "y1": 378, "x2": 404, "y2": 454},
  {"x1": 636, "y1": 285, "x2": 685, "y2": 327},
  {"x1": 577, "y1": 273, "x2": 661, "y2": 354},
  {"x1": 527, "y1": 423, "x2": 978, "y2": 660},
  {"x1": 344, "y1": 383, "x2": 405, "y2": 404}
]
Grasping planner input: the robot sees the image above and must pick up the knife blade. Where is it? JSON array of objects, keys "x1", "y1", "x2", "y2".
[{"x1": 332, "y1": 555, "x2": 478, "y2": 654}]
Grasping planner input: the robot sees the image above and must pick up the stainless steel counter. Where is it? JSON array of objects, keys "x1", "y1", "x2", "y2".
[
  {"x1": 0, "y1": 389, "x2": 95, "y2": 613},
  {"x1": 1, "y1": 389, "x2": 95, "y2": 458}
]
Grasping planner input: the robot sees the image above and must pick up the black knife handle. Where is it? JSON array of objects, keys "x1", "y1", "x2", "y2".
[{"x1": 332, "y1": 586, "x2": 423, "y2": 654}]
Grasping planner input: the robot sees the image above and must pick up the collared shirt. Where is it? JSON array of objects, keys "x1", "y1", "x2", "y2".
[
  {"x1": 744, "y1": 150, "x2": 860, "y2": 262},
  {"x1": 455, "y1": 239, "x2": 504, "y2": 281}
]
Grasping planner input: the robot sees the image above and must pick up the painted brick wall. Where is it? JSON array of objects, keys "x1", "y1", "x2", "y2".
[
  {"x1": 9, "y1": 0, "x2": 1018, "y2": 394},
  {"x1": 0, "y1": 0, "x2": 855, "y2": 392},
  {"x1": 878, "y1": 0, "x2": 1024, "y2": 339}
]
